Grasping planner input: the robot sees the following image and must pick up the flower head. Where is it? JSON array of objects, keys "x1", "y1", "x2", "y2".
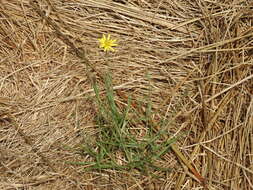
[{"x1": 98, "y1": 34, "x2": 117, "y2": 52}]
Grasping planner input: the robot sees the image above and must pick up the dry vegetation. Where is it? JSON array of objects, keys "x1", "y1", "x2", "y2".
[{"x1": 0, "y1": 0, "x2": 253, "y2": 189}]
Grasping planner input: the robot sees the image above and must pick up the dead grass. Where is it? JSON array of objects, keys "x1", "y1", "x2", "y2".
[{"x1": 0, "y1": 0, "x2": 253, "y2": 189}]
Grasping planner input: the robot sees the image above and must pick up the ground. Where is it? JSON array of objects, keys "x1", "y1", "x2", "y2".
[{"x1": 0, "y1": 0, "x2": 253, "y2": 189}]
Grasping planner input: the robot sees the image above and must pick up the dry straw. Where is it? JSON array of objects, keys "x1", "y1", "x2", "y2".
[{"x1": 0, "y1": 0, "x2": 252, "y2": 189}]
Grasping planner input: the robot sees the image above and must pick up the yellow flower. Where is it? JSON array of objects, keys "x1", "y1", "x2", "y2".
[{"x1": 98, "y1": 34, "x2": 117, "y2": 52}]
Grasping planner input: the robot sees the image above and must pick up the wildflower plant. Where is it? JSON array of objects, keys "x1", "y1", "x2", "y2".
[
  {"x1": 67, "y1": 75, "x2": 175, "y2": 176},
  {"x1": 98, "y1": 34, "x2": 118, "y2": 52}
]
